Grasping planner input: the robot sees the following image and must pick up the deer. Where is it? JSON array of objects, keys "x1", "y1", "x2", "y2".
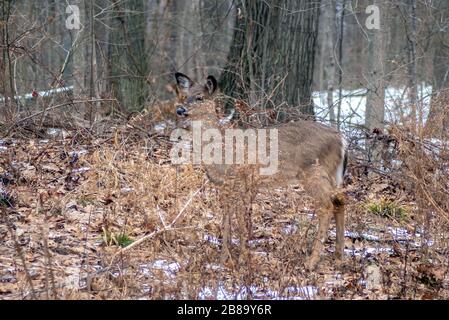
[{"x1": 172, "y1": 72, "x2": 348, "y2": 270}]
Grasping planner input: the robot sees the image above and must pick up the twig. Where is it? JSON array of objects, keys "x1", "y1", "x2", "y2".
[
  {"x1": 110, "y1": 181, "x2": 207, "y2": 260},
  {"x1": 17, "y1": 99, "x2": 117, "y2": 124},
  {"x1": 1, "y1": 99, "x2": 117, "y2": 138},
  {"x1": 1, "y1": 207, "x2": 38, "y2": 300}
]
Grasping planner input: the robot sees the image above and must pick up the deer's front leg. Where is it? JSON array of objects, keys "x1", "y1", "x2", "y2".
[{"x1": 307, "y1": 202, "x2": 332, "y2": 270}]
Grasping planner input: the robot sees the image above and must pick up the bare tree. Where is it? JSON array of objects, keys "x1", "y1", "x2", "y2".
[
  {"x1": 1, "y1": 0, "x2": 16, "y2": 122},
  {"x1": 406, "y1": 0, "x2": 418, "y2": 131},
  {"x1": 72, "y1": 0, "x2": 90, "y2": 121},
  {"x1": 336, "y1": 0, "x2": 346, "y2": 128},
  {"x1": 426, "y1": 1, "x2": 449, "y2": 137},
  {"x1": 319, "y1": 0, "x2": 337, "y2": 125},
  {"x1": 365, "y1": 0, "x2": 386, "y2": 165},
  {"x1": 220, "y1": 0, "x2": 321, "y2": 117}
]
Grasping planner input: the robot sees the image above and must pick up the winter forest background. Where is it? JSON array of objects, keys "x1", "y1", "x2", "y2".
[
  {"x1": 2, "y1": 0, "x2": 449, "y2": 132},
  {"x1": 1, "y1": 0, "x2": 449, "y2": 300}
]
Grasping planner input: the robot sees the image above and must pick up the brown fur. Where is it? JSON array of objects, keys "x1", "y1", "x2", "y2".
[{"x1": 174, "y1": 73, "x2": 347, "y2": 269}]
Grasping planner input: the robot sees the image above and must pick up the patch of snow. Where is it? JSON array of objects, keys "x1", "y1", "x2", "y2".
[
  {"x1": 253, "y1": 251, "x2": 268, "y2": 257},
  {"x1": 344, "y1": 247, "x2": 394, "y2": 257},
  {"x1": 46, "y1": 128, "x2": 59, "y2": 136},
  {"x1": 199, "y1": 285, "x2": 233, "y2": 300},
  {"x1": 68, "y1": 149, "x2": 88, "y2": 156},
  {"x1": 205, "y1": 211, "x2": 215, "y2": 219},
  {"x1": 0, "y1": 140, "x2": 6, "y2": 152},
  {"x1": 248, "y1": 238, "x2": 269, "y2": 246},
  {"x1": 199, "y1": 284, "x2": 317, "y2": 300},
  {"x1": 313, "y1": 84, "x2": 433, "y2": 129},
  {"x1": 203, "y1": 234, "x2": 221, "y2": 246},
  {"x1": 386, "y1": 227, "x2": 434, "y2": 246},
  {"x1": 203, "y1": 234, "x2": 240, "y2": 246},
  {"x1": 154, "y1": 122, "x2": 167, "y2": 133},
  {"x1": 387, "y1": 227, "x2": 412, "y2": 240},
  {"x1": 71, "y1": 167, "x2": 90, "y2": 173},
  {"x1": 140, "y1": 260, "x2": 181, "y2": 278},
  {"x1": 46, "y1": 128, "x2": 69, "y2": 138},
  {"x1": 151, "y1": 260, "x2": 180, "y2": 273},
  {"x1": 265, "y1": 286, "x2": 318, "y2": 300},
  {"x1": 0, "y1": 86, "x2": 73, "y2": 102},
  {"x1": 282, "y1": 224, "x2": 298, "y2": 235},
  {"x1": 330, "y1": 230, "x2": 380, "y2": 241}
]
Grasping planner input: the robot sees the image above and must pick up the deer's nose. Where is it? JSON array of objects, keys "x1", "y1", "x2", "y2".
[{"x1": 176, "y1": 106, "x2": 188, "y2": 117}]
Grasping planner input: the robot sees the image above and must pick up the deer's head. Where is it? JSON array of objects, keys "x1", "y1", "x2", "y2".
[{"x1": 174, "y1": 72, "x2": 218, "y2": 119}]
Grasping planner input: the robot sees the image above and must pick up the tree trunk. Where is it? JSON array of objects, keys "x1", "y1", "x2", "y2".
[
  {"x1": 109, "y1": 0, "x2": 148, "y2": 112},
  {"x1": 407, "y1": 0, "x2": 418, "y2": 132},
  {"x1": 426, "y1": 2, "x2": 449, "y2": 138},
  {"x1": 318, "y1": 0, "x2": 337, "y2": 126},
  {"x1": 1, "y1": 0, "x2": 16, "y2": 122},
  {"x1": 72, "y1": 0, "x2": 89, "y2": 121},
  {"x1": 324, "y1": 1, "x2": 337, "y2": 125},
  {"x1": 145, "y1": 0, "x2": 234, "y2": 102},
  {"x1": 336, "y1": 0, "x2": 346, "y2": 128},
  {"x1": 365, "y1": 0, "x2": 386, "y2": 166},
  {"x1": 220, "y1": 0, "x2": 321, "y2": 118}
]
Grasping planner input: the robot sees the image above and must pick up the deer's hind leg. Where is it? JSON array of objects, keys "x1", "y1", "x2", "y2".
[
  {"x1": 332, "y1": 193, "x2": 345, "y2": 261},
  {"x1": 334, "y1": 208, "x2": 345, "y2": 261},
  {"x1": 304, "y1": 171, "x2": 335, "y2": 270}
]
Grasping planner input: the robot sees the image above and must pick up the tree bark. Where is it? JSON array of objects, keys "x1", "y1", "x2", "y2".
[
  {"x1": 72, "y1": 0, "x2": 89, "y2": 120},
  {"x1": 220, "y1": 0, "x2": 321, "y2": 118},
  {"x1": 144, "y1": 0, "x2": 234, "y2": 102},
  {"x1": 336, "y1": 0, "x2": 346, "y2": 128},
  {"x1": 407, "y1": 0, "x2": 418, "y2": 132},
  {"x1": 109, "y1": 0, "x2": 148, "y2": 112},
  {"x1": 426, "y1": 2, "x2": 449, "y2": 138},
  {"x1": 1, "y1": 0, "x2": 16, "y2": 122},
  {"x1": 365, "y1": 0, "x2": 386, "y2": 166},
  {"x1": 324, "y1": 0, "x2": 337, "y2": 125}
]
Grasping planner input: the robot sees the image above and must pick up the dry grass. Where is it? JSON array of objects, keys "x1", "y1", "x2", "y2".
[{"x1": 1, "y1": 111, "x2": 449, "y2": 300}]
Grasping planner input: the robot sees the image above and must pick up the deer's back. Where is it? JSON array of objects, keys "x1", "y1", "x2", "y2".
[{"x1": 205, "y1": 120, "x2": 346, "y2": 189}]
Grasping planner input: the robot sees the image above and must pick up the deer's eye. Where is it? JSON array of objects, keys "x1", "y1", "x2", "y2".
[{"x1": 196, "y1": 96, "x2": 204, "y2": 101}]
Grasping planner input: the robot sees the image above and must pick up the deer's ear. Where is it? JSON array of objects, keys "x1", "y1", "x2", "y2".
[
  {"x1": 175, "y1": 72, "x2": 192, "y2": 94},
  {"x1": 206, "y1": 75, "x2": 218, "y2": 95}
]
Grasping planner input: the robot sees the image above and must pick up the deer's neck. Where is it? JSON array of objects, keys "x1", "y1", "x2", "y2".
[{"x1": 192, "y1": 103, "x2": 221, "y2": 132}]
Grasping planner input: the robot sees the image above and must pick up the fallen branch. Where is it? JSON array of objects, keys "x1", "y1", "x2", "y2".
[
  {"x1": 110, "y1": 181, "x2": 207, "y2": 261},
  {"x1": 1, "y1": 98, "x2": 117, "y2": 138}
]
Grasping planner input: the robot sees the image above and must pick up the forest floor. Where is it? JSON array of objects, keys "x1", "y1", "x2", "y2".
[{"x1": 1, "y1": 118, "x2": 448, "y2": 300}]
